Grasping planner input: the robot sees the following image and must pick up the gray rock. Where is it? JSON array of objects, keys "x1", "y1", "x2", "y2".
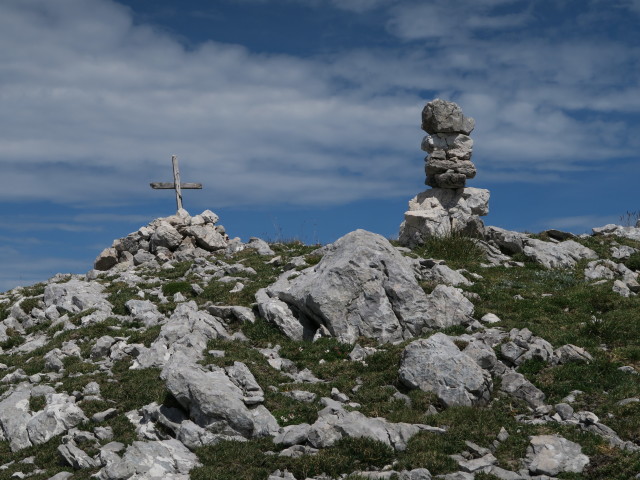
[
  {"x1": 151, "y1": 222, "x2": 183, "y2": 251},
  {"x1": 399, "y1": 468, "x2": 432, "y2": 480},
  {"x1": 584, "y1": 260, "x2": 617, "y2": 280},
  {"x1": 463, "y1": 340, "x2": 497, "y2": 370},
  {"x1": 184, "y1": 224, "x2": 227, "y2": 251},
  {"x1": 482, "y1": 466, "x2": 524, "y2": 480},
  {"x1": 27, "y1": 392, "x2": 87, "y2": 445},
  {"x1": 273, "y1": 423, "x2": 312, "y2": 447},
  {"x1": 307, "y1": 400, "x2": 443, "y2": 451},
  {"x1": 94, "y1": 248, "x2": 119, "y2": 271},
  {"x1": 348, "y1": 344, "x2": 378, "y2": 362},
  {"x1": 457, "y1": 453, "x2": 497, "y2": 473},
  {"x1": 423, "y1": 134, "x2": 474, "y2": 160},
  {"x1": 421, "y1": 264, "x2": 472, "y2": 287},
  {"x1": 421, "y1": 99, "x2": 475, "y2": 135},
  {"x1": 91, "y1": 335, "x2": 116, "y2": 360},
  {"x1": 500, "y1": 328, "x2": 553, "y2": 367},
  {"x1": 484, "y1": 226, "x2": 528, "y2": 255},
  {"x1": 612, "y1": 244, "x2": 637, "y2": 260},
  {"x1": 480, "y1": 313, "x2": 501, "y2": 324},
  {"x1": 0, "y1": 384, "x2": 34, "y2": 451},
  {"x1": 399, "y1": 188, "x2": 489, "y2": 246},
  {"x1": 268, "y1": 469, "x2": 297, "y2": 480},
  {"x1": 44, "y1": 278, "x2": 111, "y2": 318},
  {"x1": 423, "y1": 285, "x2": 474, "y2": 330},
  {"x1": 160, "y1": 352, "x2": 278, "y2": 439},
  {"x1": 125, "y1": 300, "x2": 163, "y2": 327},
  {"x1": 399, "y1": 333, "x2": 492, "y2": 407},
  {"x1": 132, "y1": 301, "x2": 230, "y2": 369},
  {"x1": 593, "y1": 224, "x2": 640, "y2": 241},
  {"x1": 259, "y1": 230, "x2": 451, "y2": 344},
  {"x1": 282, "y1": 390, "x2": 317, "y2": 403},
  {"x1": 58, "y1": 442, "x2": 97, "y2": 469},
  {"x1": 47, "y1": 473, "x2": 74, "y2": 480},
  {"x1": 200, "y1": 209, "x2": 219, "y2": 224},
  {"x1": 226, "y1": 361, "x2": 265, "y2": 404},
  {"x1": 613, "y1": 279, "x2": 633, "y2": 297},
  {"x1": 523, "y1": 239, "x2": 597, "y2": 269},
  {"x1": 96, "y1": 439, "x2": 200, "y2": 480},
  {"x1": 500, "y1": 371, "x2": 546, "y2": 408},
  {"x1": 133, "y1": 250, "x2": 156, "y2": 266},
  {"x1": 247, "y1": 237, "x2": 276, "y2": 256},
  {"x1": 554, "y1": 403, "x2": 574, "y2": 420},
  {"x1": 552, "y1": 345, "x2": 593, "y2": 365},
  {"x1": 525, "y1": 434, "x2": 589, "y2": 475},
  {"x1": 92, "y1": 408, "x2": 117, "y2": 423},
  {"x1": 206, "y1": 305, "x2": 256, "y2": 324}
]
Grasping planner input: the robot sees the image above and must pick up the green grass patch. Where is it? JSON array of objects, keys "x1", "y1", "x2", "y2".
[
  {"x1": 410, "y1": 232, "x2": 486, "y2": 268},
  {"x1": 191, "y1": 437, "x2": 394, "y2": 480},
  {"x1": 162, "y1": 281, "x2": 194, "y2": 297}
]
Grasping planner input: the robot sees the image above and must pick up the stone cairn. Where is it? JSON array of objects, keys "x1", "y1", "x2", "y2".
[
  {"x1": 399, "y1": 99, "x2": 490, "y2": 246},
  {"x1": 93, "y1": 209, "x2": 231, "y2": 271}
]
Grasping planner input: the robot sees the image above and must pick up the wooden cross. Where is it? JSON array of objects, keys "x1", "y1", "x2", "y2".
[{"x1": 150, "y1": 155, "x2": 202, "y2": 212}]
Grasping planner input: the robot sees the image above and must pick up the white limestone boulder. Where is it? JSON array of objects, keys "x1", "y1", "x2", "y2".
[
  {"x1": 399, "y1": 333, "x2": 492, "y2": 407},
  {"x1": 525, "y1": 434, "x2": 589, "y2": 476},
  {"x1": 257, "y1": 230, "x2": 474, "y2": 344}
]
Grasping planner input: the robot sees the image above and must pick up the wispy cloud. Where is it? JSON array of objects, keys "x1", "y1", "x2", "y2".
[
  {"x1": 1, "y1": 0, "x2": 638, "y2": 216},
  {"x1": 543, "y1": 214, "x2": 622, "y2": 233}
]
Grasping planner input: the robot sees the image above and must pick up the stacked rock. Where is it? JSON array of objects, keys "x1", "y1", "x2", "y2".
[
  {"x1": 399, "y1": 99, "x2": 490, "y2": 247},
  {"x1": 421, "y1": 99, "x2": 476, "y2": 188}
]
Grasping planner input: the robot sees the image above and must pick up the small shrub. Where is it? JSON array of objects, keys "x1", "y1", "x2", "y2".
[
  {"x1": 19, "y1": 297, "x2": 40, "y2": 314},
  {"x1": 29, "y1": 394, "x2": 46, "y2": 412},
  {"x1": 625, "y1": 252, "x2": 640, "y2": 272},
  {"x1": 105, "y1": 283, "x2": 140, "y2": 315}
]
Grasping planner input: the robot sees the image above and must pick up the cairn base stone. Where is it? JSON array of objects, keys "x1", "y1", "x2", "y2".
[{"x1": 399, "y1": 188, "x2": 489, "y2": 247}]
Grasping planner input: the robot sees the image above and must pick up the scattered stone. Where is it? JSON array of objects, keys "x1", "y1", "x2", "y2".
[
  {"x1": 306, "y1": 398, "x2": 445, "y2": 451},
  {"x1": 499, "y1": 371, "x2": 546, "y2": 408},
  {"x1": 552, "y1": 344, "x2": 593, "y2": 365},
  {"x1": 58, "y1": 442, "x2": 98, "y2": 469},
  {"x1": 95, "y1": 439, "x2": 200, "y2": 480},
  {"x1": 480, "y1": 313, "x2": 501, "y2": 324},
  {"x1": 525, "y1": 434, "x2": 589, "y2": 476}
]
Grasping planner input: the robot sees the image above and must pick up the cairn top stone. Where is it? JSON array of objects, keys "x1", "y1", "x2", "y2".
[{"x1": 421, "y1": 99, "x2": 475, "y2": 135}]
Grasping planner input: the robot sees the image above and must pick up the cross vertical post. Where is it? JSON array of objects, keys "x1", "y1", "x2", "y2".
[
  {"x1": 172, "y1": 155, "x2": 183, "y2": 211},
  {"x1": 150, "y1": 156, "x2": 203, "y2": 213}
]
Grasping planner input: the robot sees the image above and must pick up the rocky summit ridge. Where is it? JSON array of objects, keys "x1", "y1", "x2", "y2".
[{"x1": 1, "y1": 101, "x2": 640, "y2": 479}]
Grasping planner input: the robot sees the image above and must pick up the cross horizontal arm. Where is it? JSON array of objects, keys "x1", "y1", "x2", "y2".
[{"x1": 150, "y1": 182, "x2": 203, "y2": 189}]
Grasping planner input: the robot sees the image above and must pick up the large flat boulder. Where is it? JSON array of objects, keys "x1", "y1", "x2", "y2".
[
  {"x1": 256, "y1": 230, "x2": 474, "y2": 344},
  {"x1": 160, "y1": 352, "x2": 278, "y2": 439},
  {"x1": 399, "y1": 333, "x2": 492, "y2": 407},
  {"x1": 96, "y1": 439, "x2": 200, "y2": 480},
  {"x1": 0, "y1": 384, "x2": 86, "y2": 452},
  {"x1": 485, "y1": 226, "x2": 597, "y2": 269},
  {"x1": 525, "y1": 435, "x2": 589, "y2": 476}
]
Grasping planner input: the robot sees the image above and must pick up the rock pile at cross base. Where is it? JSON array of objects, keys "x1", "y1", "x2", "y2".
[{"x1": 2, "y1": 101, "x2": 640, "y2": 479}]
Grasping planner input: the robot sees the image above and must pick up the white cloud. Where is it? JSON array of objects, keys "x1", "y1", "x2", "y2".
[
  {"x1": 543, "y1": 214, "x2": 621, "y2": 232},
  {"x1": 0, "y1": 0, "x2": 638, "y2": 216},
  {"x1": 386, "y1": 0, "x2": 530, "y2": 40}
]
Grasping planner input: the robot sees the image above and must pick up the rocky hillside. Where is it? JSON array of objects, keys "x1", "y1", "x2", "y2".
[{"x1": 1, "y1": 208, "x2": 640, "y2": 480}]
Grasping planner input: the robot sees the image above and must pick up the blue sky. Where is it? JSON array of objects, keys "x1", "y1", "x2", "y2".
[{"x1": 1, "y1": 0, "x2": 640, "y2": 291}]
